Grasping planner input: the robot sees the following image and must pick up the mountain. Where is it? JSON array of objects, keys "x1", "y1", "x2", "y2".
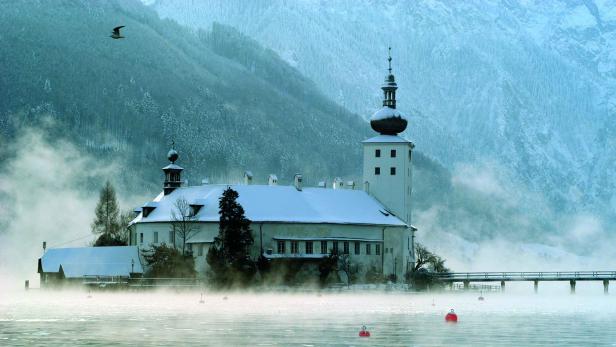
[
  {"x1": 152, "y1": 0, "x2": 616, "y2": 222},
  {"x1": 0, "y1": 0, "x2": 374, "y2": 194},
  {"x1": 1, "y1": 0, "x2": 607, "y2": 269}
]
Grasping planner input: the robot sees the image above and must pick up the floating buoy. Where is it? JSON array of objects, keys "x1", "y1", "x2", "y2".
[
  {"x1": 445, "y1": 309, "x2": 458, "y2": 323},
  {"x1": 358, "y1": 325, "x2": 370, "y2": 337}
]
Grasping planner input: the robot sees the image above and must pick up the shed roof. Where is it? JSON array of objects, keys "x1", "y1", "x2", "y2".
[
  {"x1": 39, "y1": 246, "x2": 143, "y2": 278},
  {"x1": 131, "y1": 184, "x2": 406, "y2": 227}
]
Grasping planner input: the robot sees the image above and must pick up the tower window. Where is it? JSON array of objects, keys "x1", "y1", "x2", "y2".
[
  {"x1": 277, "y1": 240, "x2": 285, "y2": 254},
  {"x1": 375, "y1": 149, "x2": 381, "y2": 157},
  {"x1": 409, "y1": 150, "x2": 412, "y2": 161},
  {"x1": 391, "y1": 149, "x2": 396, "y2": 158},
  {"x1": 390, "y1": 167, "x2": 396, "y2": 175},
  {"x1": 320, "y1": 241, "x2": 328, "y2": 254},
  {"x1": 375, "y1": 167, "x2": 380, "y2": 175}
]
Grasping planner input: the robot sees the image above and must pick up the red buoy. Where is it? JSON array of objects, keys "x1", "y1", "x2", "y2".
[
  {"x1": 445, "y1": 309, "x2": 458, "y2": 323},
  {"x1": 359, "y1": 325, "x2": 371, "y2": 337}
]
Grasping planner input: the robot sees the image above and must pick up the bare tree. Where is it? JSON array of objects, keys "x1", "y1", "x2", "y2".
[
  {"x1": 338, "y1": 254, "x2": 359, "y2": 288},
  {"x1": 171, "y1": 197, "x2": 198, "y2": 255}
]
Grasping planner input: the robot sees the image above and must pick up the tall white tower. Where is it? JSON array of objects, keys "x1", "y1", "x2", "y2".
[{"x1": 362, "y1": 48, "x2": 415, "y2": 279}]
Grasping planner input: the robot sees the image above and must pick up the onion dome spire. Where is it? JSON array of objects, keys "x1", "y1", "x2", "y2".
[{"x1": 370, "y1": 47, "x2": 408, "y2": 135}]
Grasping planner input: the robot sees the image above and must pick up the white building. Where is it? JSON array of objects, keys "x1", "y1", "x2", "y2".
[{"x1": 129, "y1": 53, "x2": 416, "y2": 282}]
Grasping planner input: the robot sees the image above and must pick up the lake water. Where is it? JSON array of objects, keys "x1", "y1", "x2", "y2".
[{"x1": 1, "y1": 289, "x2": 616, "y2": 346}]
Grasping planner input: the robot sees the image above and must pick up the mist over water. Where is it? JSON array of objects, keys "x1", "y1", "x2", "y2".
[{"x1": 1, "y1": 290, "x2": 616, "y2": 346}]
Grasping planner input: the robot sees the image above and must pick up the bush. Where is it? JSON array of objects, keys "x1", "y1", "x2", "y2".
[{"x1": 142, "y1": 244, "x2": 196, "y2": 278}]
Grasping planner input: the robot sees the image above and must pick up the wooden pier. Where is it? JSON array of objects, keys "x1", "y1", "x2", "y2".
[{"x1": 431, "y1": 271, "x2": 616, "y2": 294}]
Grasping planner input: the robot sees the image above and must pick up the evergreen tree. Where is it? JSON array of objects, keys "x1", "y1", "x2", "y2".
[
  {"x1": 207, "y1": 187, "x2": 256, "y2": 287},
  {"x1": 91, "y1": 181, "x2": 121, "y2": 237}
]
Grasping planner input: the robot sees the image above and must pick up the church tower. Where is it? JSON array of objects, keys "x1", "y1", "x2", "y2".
[
  {"x1": 362, "y1": 49, "x2": 415, "y2": 279},
  {"x1": 162, "y1": 143, "x2": 183, "y2": 195}
]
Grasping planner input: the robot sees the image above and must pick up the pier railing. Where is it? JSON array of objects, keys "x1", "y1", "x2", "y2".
[{"x1": 431, "y1": 271, "x2": 616, "y2": 282}]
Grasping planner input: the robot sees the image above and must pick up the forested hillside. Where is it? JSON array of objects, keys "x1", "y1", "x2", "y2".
[{"x1": 0, "y1": 0, "x2": 370, "y2": 193}]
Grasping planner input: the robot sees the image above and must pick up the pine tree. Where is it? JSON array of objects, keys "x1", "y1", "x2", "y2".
[
  {"x1": 207, "y1": 187, "x2": 256, "y2": 286},
  {"x1": 91, "y1": 181, "x2": 121, "y2": 237}
]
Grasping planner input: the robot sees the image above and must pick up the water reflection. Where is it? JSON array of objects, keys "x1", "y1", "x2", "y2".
[{"x1": 1, "y1": 291, "x2": 615, "y2": 346}]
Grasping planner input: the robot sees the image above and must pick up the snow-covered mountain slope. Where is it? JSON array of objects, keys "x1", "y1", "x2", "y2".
[{"x1": 152, "y1": 0, "x2": 616, "y2": 221}]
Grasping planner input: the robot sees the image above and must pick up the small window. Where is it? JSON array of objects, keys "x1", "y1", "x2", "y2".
[
  {"x1": 291, "y1": 241, "x2": 299, "y2": 254},
  {"x1": 306, "y1": 241, "x2": 313, "y2": 254},
  {"x1": 376, "y1": 244, "x2": 381, "y2": 255},
  {"x1": 153, "y1": 231, "x2": 158, "y2": 243},
  {"x1": 198, "y1": 244, "x2": 203, "y2": 256},
  {"x1": 332, "y1": 241, "x2": 339, "y2": 254},
  {"x1": 366, "y1": 243, "x2": 371, "y2": 255},
  {"x1": 375, "y1": 149, "x2": 381, "y2": 157},
  {"x1": 391, "y1": 149, "x2": 396, "y2": 158},
  {"x1": 409, "y1": 150, "x2": 412, "y2": 161},
  {"x1": 277, "y1": 240, "x2": 286, "y2": 254},
  {"x1": 343, "y1": 241, "x2": 349, "y2": 255},
  {"x1": 169, "y1": 230, "x2": 174, "y2": 244},
  {"x1": 187, "y1": 243, "x2": 193, "y2": 253},
  {"x1": 375, "y1": 167, "x2": 380, "y2": 175},
  {"x1": 354, "y1": 241, "x2": 360, "y2": 255},
  {"x1": 320, "y1": 241, "x2": 328, "y2": 254},
  {"x1": 139, "y1": 233, "x2": 143, "y2": 244},
  {"x1": 390, "y1": 167, "x2": 396, "y2": 175}
]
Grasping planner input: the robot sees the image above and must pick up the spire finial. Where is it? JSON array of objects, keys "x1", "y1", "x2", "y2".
[
  {"x1": 167, "y1": 139, "x2": 179, "y2": 163},
  {"x1": 388, "y1": 46, "x2": 392, "y2": 74}
]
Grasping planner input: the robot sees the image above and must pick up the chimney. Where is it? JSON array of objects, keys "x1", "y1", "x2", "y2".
[
  {"x1": 42, "y1": 241, "x2": 46, "y2": 253},
  {"x1": 201, "y1": 178, "x2": 210, "y2": 185},
  {"x1": 333, "y1": 177, "x2": 344, "y2": 189},
  {"x1": 268, "y1": 174, "x2": 278, "y2": 186},
  {"x1": 244, "y1": 171, "x2": 254, "y2": 185},
  {"x1": 347, "y1": 181, "x2": 355, "y2": 190},
  {"x1": 317, "y1": 181, "x2": 327, "y2": 188},
  {"x1": 294, "y1": 174, "x2": 303, "y2": 191}
]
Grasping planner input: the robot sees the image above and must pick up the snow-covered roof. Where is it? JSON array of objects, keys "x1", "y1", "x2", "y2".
[
  {"x1": 362, "y1": 135, "x2": 412, "y2": 144},
  {"x1": 39, "y1": 246, "x2": 143, "y2": 278},
  {"x1": 131, "y1": 184, "x2": 406, "y2": 227},
  {"x1": 162, "y1": 163, "x2": 184, "y2": 170},
  {"x1": 370, "y1": 106, "x2": 406, "y2": 121}
]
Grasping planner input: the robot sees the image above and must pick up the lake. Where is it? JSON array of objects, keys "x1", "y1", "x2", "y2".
[{"x1": 1, "y1": 289, "x2": 615, "y2": 346}]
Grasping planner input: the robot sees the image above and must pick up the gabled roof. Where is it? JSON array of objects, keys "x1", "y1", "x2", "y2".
[
  {"x1": 131, "y1": 184, "x2": 407, "y2": 227},
  {"x1": 39, "y1": 246, "x2": 143, "y2": 278}
]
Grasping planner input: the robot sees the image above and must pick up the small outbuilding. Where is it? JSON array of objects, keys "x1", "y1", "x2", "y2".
[{"x1": 38, "y1": 246, "x2": 143, "y2": 287}]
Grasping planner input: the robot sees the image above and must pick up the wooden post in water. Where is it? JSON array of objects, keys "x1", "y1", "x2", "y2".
[
  {"x1": 500, "y1": 280, "x2": 505, "y2": 292},
  {"x1": 533, "y1": 280, "x2": 538, "y2": 294},
  {"x1": 603, "y1": 280, "x2": 609, "y2": 295},
  {"x1": 569, "y1": 280, "x2": 576, "y2": 294}
]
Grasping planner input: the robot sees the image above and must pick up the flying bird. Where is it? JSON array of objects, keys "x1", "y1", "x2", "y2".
[{"x1": 110, "y1": 26, "x2": 125, "y2": 39}]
